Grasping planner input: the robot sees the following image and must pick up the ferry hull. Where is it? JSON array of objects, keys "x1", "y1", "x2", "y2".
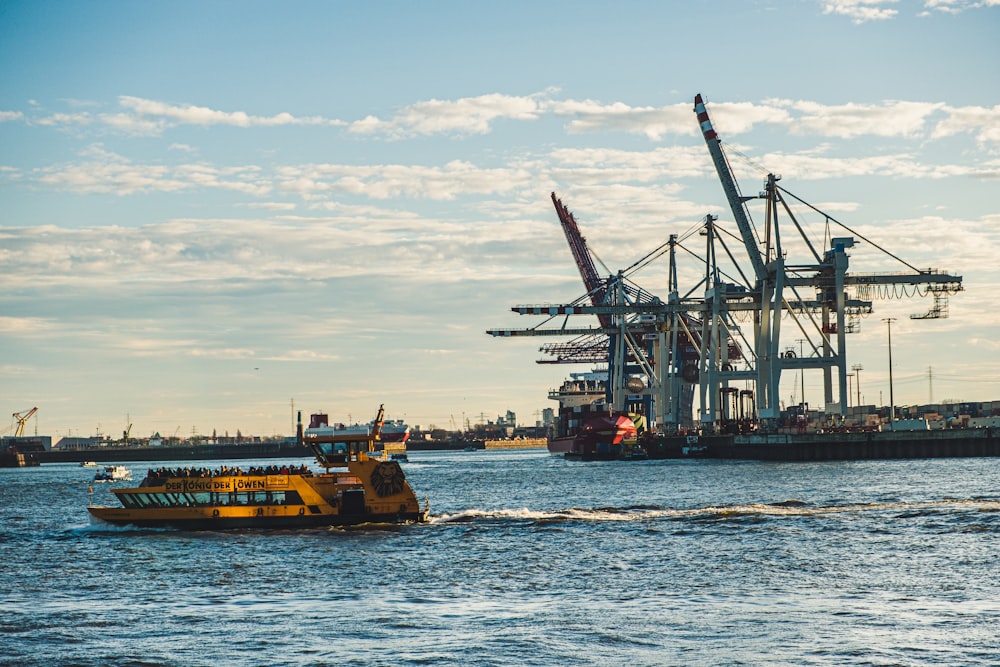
[{"x1": 88, "y1": 506, "x2": 428, "y2": 530}]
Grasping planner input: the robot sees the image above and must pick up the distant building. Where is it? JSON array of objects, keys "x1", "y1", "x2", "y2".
[{"x1": 55, "y1": 436, "x2": 108, "y2": 451}]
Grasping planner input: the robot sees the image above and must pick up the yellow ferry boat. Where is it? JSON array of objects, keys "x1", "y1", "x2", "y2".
[{"x1": 88, "y1": 405, "x2": 428, "y2": 529}]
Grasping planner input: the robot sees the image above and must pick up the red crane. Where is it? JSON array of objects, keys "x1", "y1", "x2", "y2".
[{"x1": 551, "y1": 193, "x2": 612, "y2": 329}]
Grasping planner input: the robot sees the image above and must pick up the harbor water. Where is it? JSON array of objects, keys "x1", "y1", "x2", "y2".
[{"x1": 2, "y1": 450, "x2": 998, "y2": 666}]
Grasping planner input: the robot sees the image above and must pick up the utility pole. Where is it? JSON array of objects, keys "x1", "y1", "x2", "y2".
[
  {"x1": 884, "y1": 318, "x2": 896, "y2": 430},
  {"x1": 852, "y1": 364, "x2": 863, "y2": 407},
  {"x1": 796, "y1": 338, "x2": 806, "y2": 412}
]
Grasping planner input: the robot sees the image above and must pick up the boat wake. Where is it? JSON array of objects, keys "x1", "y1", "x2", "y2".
[
  {"x1": 70, "y1": 521, "x2": 175, "y2": 534},
  {"x1": 430, "y1": 498, "x2": 1000, "y2": 526}
]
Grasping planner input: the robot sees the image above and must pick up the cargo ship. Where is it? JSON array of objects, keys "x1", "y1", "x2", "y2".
[
  {"x1": 0, "y1": 436, "x2": 44, "y2": 467},
  {"x1": 87, "y1": 405, "x2": 428, "y2": 529},
  {"x1": 547, "y1": 370, "x2": 649, "y2": 459},
  {"x1": 547, "y1": 370, "x2": 608, "y2": 455},
  {"x1": 557, "y1": 412, "x2": 641, "y2": 461},
  {"x1": 1, "y1": 443, "x2": 40, "y2": 468}
]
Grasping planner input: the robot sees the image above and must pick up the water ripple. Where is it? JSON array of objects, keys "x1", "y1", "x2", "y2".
[{"x1": 2, "y1": 454, "x2": 999, "y2": 665}]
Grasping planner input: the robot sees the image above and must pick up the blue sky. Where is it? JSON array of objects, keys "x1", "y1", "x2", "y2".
[{"x1": 2, "y1": 0, "x2": 999, "y2": 439}]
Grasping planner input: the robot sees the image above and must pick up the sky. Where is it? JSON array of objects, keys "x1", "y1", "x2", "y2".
[{"x1": 2, "y1": 0, "x2": 1000, "y2": 440}]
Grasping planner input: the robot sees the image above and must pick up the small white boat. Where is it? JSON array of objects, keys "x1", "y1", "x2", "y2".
[
  {"x1": 80, "y1": 461, "x2": 98, "y2": 468},
  {"x1": 94, "y1": 465, "x2": 132, "y2": 482}
]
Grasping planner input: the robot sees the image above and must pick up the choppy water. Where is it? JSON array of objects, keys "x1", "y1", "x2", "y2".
[{"x1": 2, "y1": 450, "x2": 998, "y2": 666}]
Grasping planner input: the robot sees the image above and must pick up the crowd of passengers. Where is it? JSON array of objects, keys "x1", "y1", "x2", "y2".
[{"x1": 144, "y1": 463, "x2": 312, "y2": 480}]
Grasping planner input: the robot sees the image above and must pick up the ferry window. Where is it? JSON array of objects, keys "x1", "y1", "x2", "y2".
[
  {"x1": 284, "y1": 490, "x2": 303, "y2": 505},
  {"x1": 133, "y1": 494, "x2": 154, "y2": 508},
  {"x1": 171, "y1": 493, "x2": 192, "y2": 507},
  {"x1": 120, "y1": 494, "x2": 138, "y2": 508},
  {"x1": 320, "y1": 442, "x2": 347, "y2": 455},
  {"x1": 267, "y1": 491, "x2": 285, "y2": 505},
  {"x1": 191, "y1": 492, "x2": 211, "y2": 505}
]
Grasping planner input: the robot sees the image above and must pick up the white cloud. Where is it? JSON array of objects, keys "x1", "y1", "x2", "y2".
[
  {"x1": 33, "y1": 145, "x2": 272, "y2": 195},
  {"x1": 547, "y1": 98, "x2": 793, "y2": 141},
  {"x1": 0, "y1": 111, "x2": 24, "y2": 122},
  {"x1": 37, "y1": 157, "x2": 185, "y2": 195},
  {"x1": 548, "y1": 96, "x2": 1000, "y2": 151},
  {"x1": 190, "y1": 348, "x2": 257, "y2": 359},
  {"x1": 931, "y1": 104, "x2": 1000, "y2": 149},
  {"x1": 773, "y1": 99, "x2": 943, "y2": 139},
  {"x1": 550, "y1": 145, "x2": 710, "y2": 178},
  {"x1": 922, "y1": 0, "x2": 1000, "y2": 15},
  {"x1": 349, "y1": 92, "x2": 546, "y2": 138},
  {"x1": 99, "y1": 112, "x2": 167, "y2": 135},
  {"x1": 549, "y1": 99, "x2": 689, "y2": 141},
  {"x1": 822, "y1": 0, "x2": 900, "y2": 23},
  {"x1": 243, "y1": 201, "x2": 297, "y2": 211},
  {"x1": 119, "y1": 337, "x2": 203, "y2": 357},
  {"x1": 276, "y1": 160, "x2": 534, "y2": 200},
  {"x1": 117, "y1": 96, "x2": 335, "y2": 128},
  {"x1": 33, "y1": 111, "x2": 94, "y2": 127},
  {"x1": 263, "y1": 350, "x2": 341, "y2": 362},
  {"x1": 0, "y1": 316, "x2": 56, "y2": 333}
]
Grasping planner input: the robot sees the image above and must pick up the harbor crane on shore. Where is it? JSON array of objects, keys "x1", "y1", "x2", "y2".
[
  {"x1": 692, "y1": 93, "x2": 962, "y2": 427},
  {"x1": 489, "y1": 93, "x2": 963, "y2": 435},
  {"x1": 12, "y1": 407, "x2": 39, "y2": 437}
]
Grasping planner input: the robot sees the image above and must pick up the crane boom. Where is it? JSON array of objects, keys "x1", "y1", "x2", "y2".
[
  {"x1": 371, "y1": 404, "x2": 385, "y2": 442},
  {"x1": 13, "y1": 406, "x2": 39, "y2": 437},
  {"x1": 552, "y1": 193, "x2": 611, "y2": 328},
  {"x1": 694, "y1": 94, "x2": 767, "y2": 283}
]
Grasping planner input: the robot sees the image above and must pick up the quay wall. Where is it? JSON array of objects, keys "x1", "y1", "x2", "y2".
[
  {"x1": 38, "y1": 442, "x2": 310, "y2": 464},
  {"x1": 484, "y1": 438, "x2": 546, "y2": 450},
  {"x1": 723, "y1": 434, "x2": 1000, "y2": 461},
  {"x1": 643, "y1": 428, "x2": 1000, "y2": 461}
]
